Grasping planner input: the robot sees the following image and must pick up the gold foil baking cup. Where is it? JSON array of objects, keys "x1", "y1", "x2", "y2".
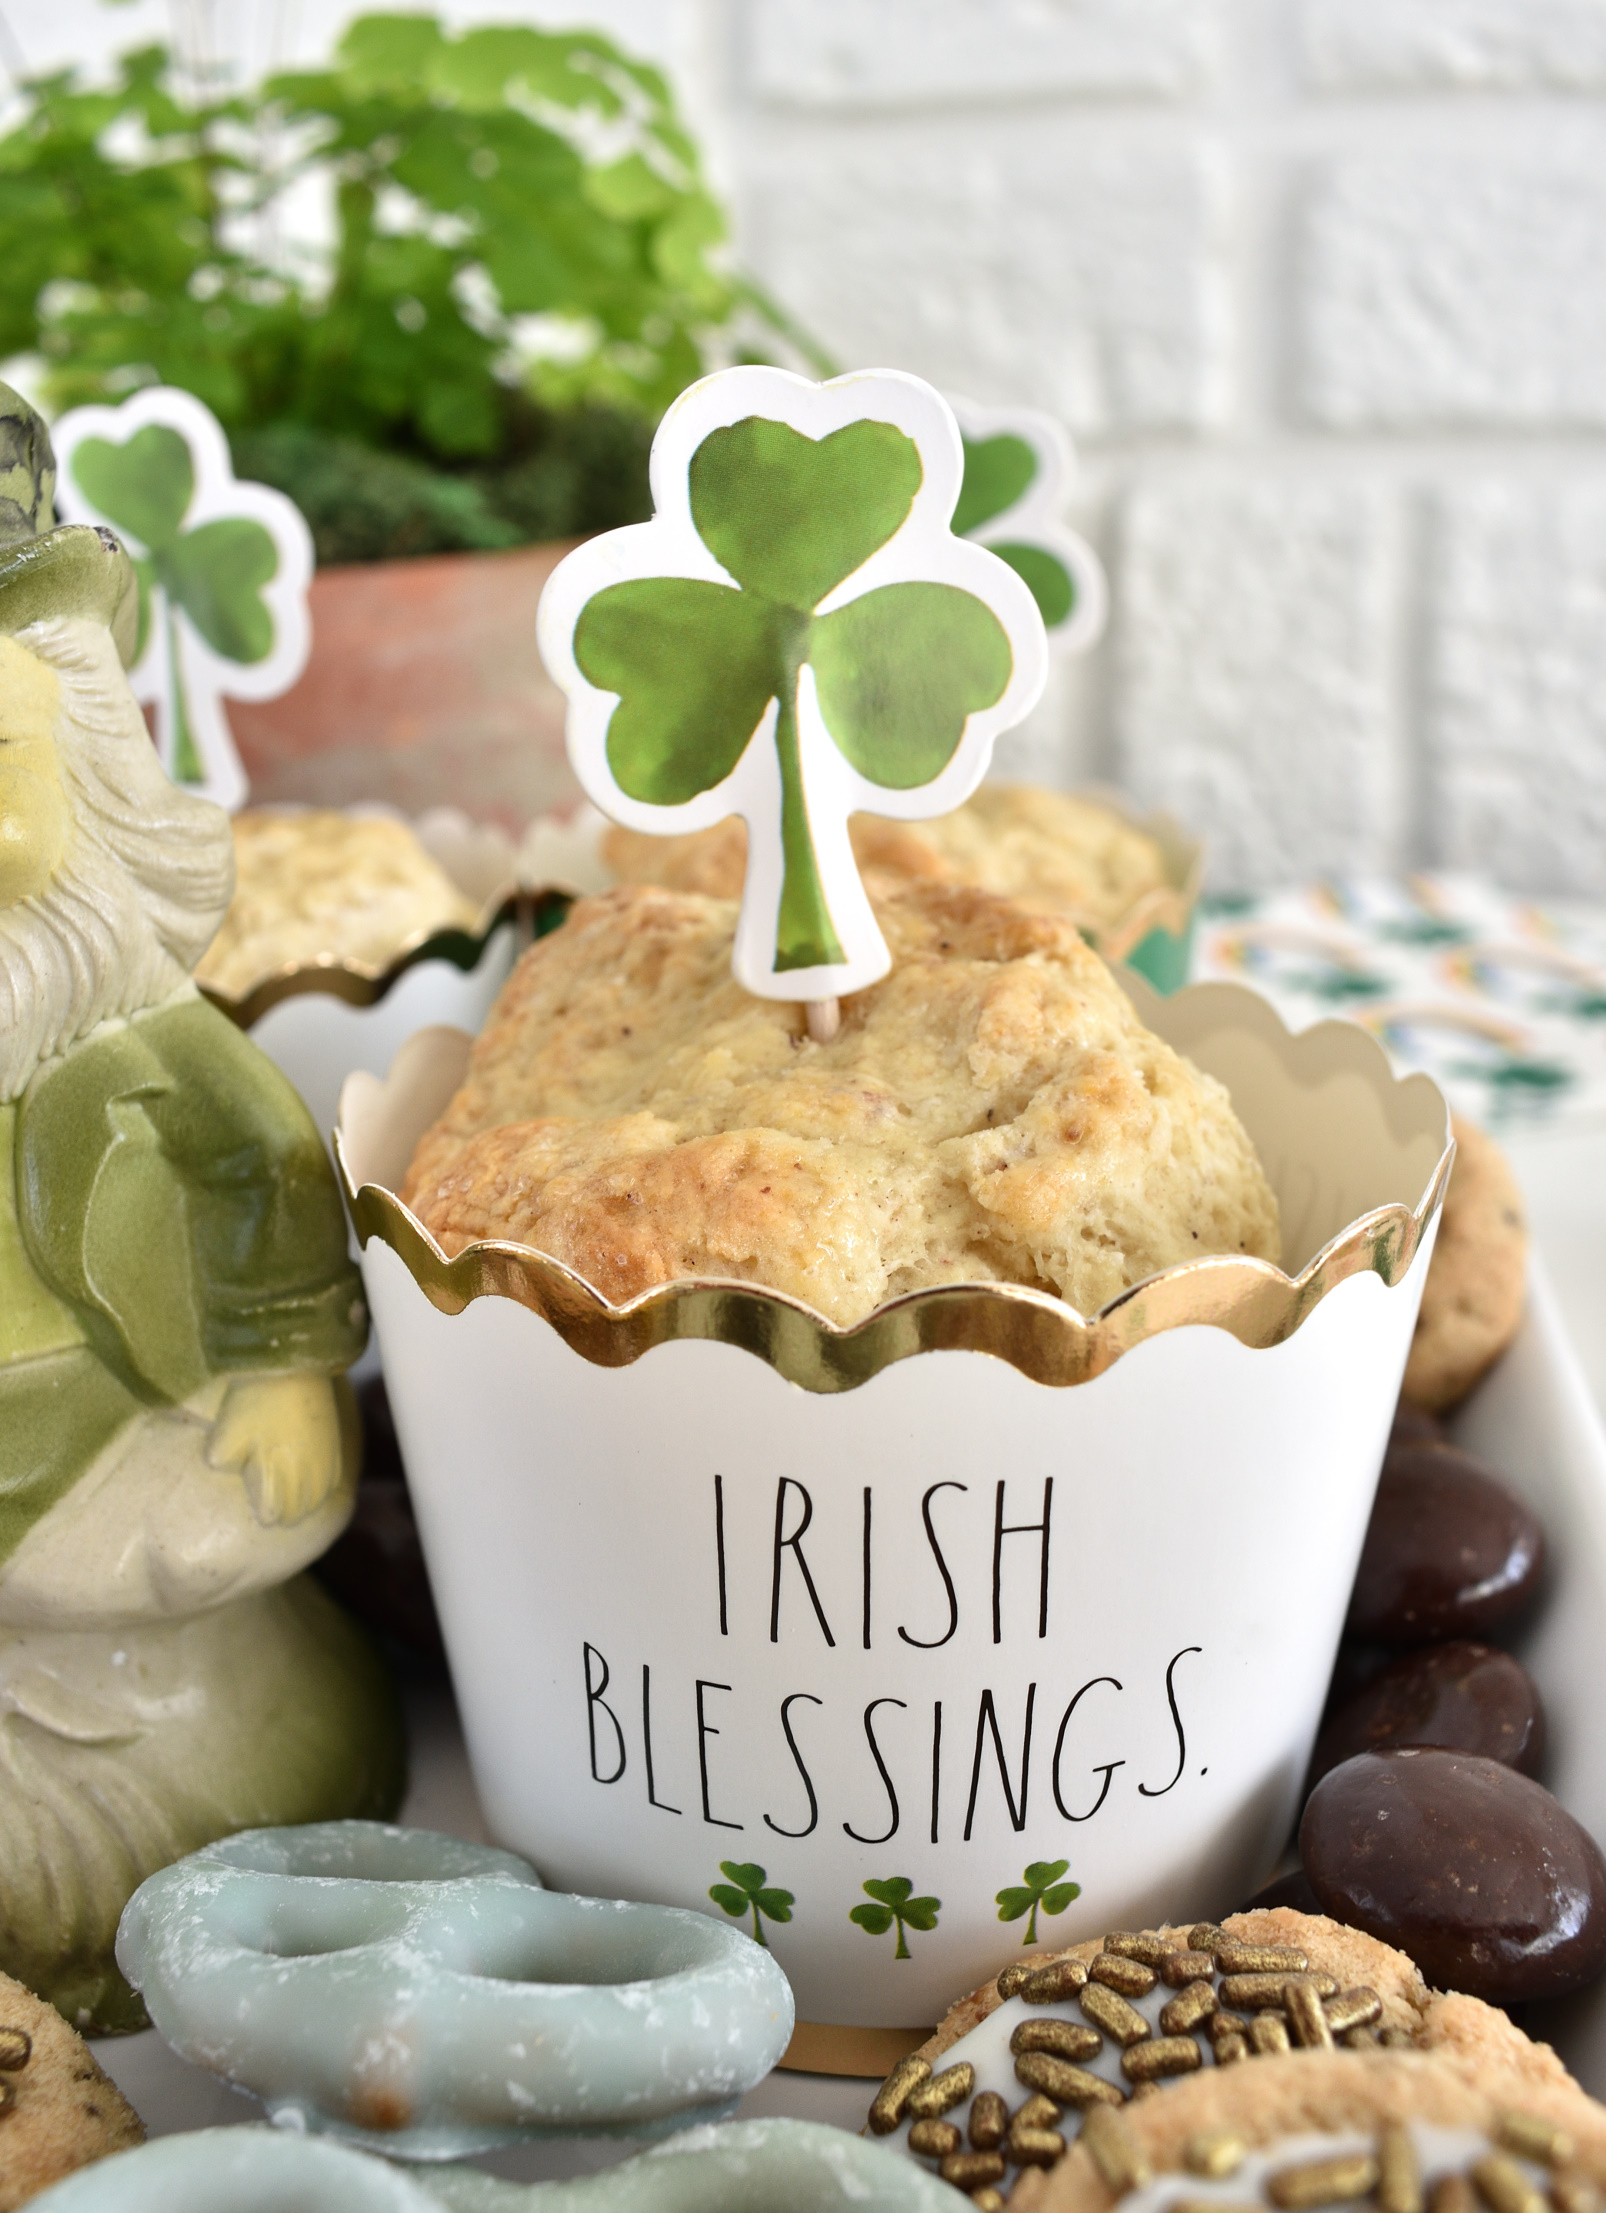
[
  {"x1": 336, "y1": 980, "x2": 1452, "y2": 1396},
  {"x1": 201, "y1": 893, "x2": 532, "y2": 1030}
]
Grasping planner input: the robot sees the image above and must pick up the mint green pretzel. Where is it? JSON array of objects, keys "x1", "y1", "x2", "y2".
[
  {"x1": 116, "y1": 1824, "x2": 795, "y2": 2159},
  {"x1": 31, "y1": 2120, "x2": 955, "y2": 2212}
]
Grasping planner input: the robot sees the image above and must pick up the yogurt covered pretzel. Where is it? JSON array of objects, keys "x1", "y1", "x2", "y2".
[
  {"x1": 28, "y1": 2119, "x2": 955, "y2": 2213},
  {"x1": 116, "y1": 1823, "x2": 794, "y2": 2159}
]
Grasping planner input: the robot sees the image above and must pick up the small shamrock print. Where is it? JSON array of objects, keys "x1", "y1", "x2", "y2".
[
  {"x1": 709, "y1": 1862, "x2": 795, "y2": 1948},
  {"x1": 995, "y1": 1860, "x2": 1081, "y2": 1946},
  {"x1": 52, "y1": 387, "x2": 311, "y2": 811},
  {"x1": 539, "y1": 366, "x2": 1047, "y2": 1005},
  {"x1": 849, "y1": 1876, "x2": 941, "y2": 1962},
  {"x1": 948, "y1": 396, "x2": 1107, "y2": 657}
]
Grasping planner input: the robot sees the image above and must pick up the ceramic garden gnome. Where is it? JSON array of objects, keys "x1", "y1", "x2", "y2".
[{"x1": 0, "y1": 382, "x2": 402, "y2": 2031}]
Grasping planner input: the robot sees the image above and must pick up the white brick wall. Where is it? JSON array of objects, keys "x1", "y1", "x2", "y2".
[
  {"x1": 36, "y1": 0, "x2": 1606, "y2": 896},
  {"x1": 1430, "y1": 482, "x2": 1606, "y2": 888}
]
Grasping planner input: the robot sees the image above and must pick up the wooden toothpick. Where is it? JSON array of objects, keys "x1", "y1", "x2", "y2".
[{"x1": 805, "y1": 997, "x2": 841, "y2": 1043}]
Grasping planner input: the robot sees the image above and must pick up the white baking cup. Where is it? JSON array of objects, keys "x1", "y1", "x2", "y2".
[
  {"x1": 205, "y1": 805, "x2": 523, "y2": 1149},
  {"x1": 337, "y1": 974, "x2": 1450, "y2": 2052}
]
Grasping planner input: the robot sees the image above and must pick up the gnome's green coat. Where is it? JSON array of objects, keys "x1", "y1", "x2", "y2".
[{"x1": 0, "y1": 995, "x2": 365, "y2": 1566}]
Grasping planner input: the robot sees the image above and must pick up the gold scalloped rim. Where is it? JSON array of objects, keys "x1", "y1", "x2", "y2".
[
  {"x1": 201, "y1": 893, "x2": 543, "y2": 1028},
  {"x1": 337, "y1": 1130, "x2": 1453, "y2": 1397}
]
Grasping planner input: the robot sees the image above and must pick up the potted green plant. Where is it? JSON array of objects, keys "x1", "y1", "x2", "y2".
[{"x1": 0, "y1": 15, "x2": 810, "y2": 825}]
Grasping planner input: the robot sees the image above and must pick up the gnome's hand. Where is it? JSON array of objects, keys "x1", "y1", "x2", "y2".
[{"x1": 206, "y1": 1374, "x2": 344, "y2": 1527}]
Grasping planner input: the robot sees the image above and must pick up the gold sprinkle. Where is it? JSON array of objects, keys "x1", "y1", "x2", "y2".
[
  {"x1": 907, "y1": 2063, "x2": 975, "y2": 2119},
  {"x1": 1021, "y1": 1957, "x2": 1091, "y2": 2004},
  {"x1": 1210, "y1": 2008, "x2": 1250, "y2": 2042},
  {"x1": 1080, "y1": 2104, "x2": 1153, "y2": 2194},
  {"x1": 0, "y1": 2082, "x2": 13, "y2": 2121},
  {"x1": 1092, "y1": 1952, "x2": 1159, "y2": 1998},
  {"x1": 1249, "y1": 2012, "x2": 1291, "y2": 2056},
  {"x1": 1008, "y1": 2125, "x2": 1068, "y2": 2169},
  {"x1": 0, "y1": 2031, "x2": 30, "y2": 2073},
  {"x1": 1473, "y1": 2152, "x2": 1550, "y2": 2213},
  {"x1": 1014, "y1": 2052, "x2": 1123, "y2": 2108},
  {"x1": 1324, "y1": 1988, "x2": 1384, "y2": 2036},
  {"x1": 1013, "y1": 2095, "x2": 1062, "y2": 2132},
  {"x1": 1162, "y1": 1951, "x2": 1218, "y2": 1987},
  {"x1": 1123, "y1": 2035, "x2": 1203, "y2": 2083},
  {"x1": 1189, "y1": 1923, "x2": 1231, "y2": 1955},
  {"x1": 909, "y1": 2117, "x2": 962, "y2": 2160},
  {"x1": 963, "y1": 2186, "x2": 1006, "y2": 2211},
  {"x1": 941, "y1": 2151, "x2": 1006, "y2": 2192},
  {"x1": 969, "y1": 2093, "x2": 1009, "y2": 2150},
  {"x1": 1430, "y1": 2175, "x2": 1478, "y2": 2213},
  {"x1": 1130, "y1": 2081, "x2": 1164, "y2": 2103},
  {"x1": 1342, "y1": 2025, "x2": 1382, "y2": 2051},
  {"x1": 1217, "y1": 1944, "x2": 1310, "y2": 1975},
  {"x1": 1549, "y1": 2174, "x2": 1603, "y2": 2213},
  {"x1": 1080, "y1": 1982, "x2": 1152, "y2": 2047},
  {"x1": 1103, "y1": 1932, "x2": 1169, "y2": 1966},
  {"x1": 1161, "y1": 1981, "x2": 1219, "y2": 2037},
  {"x1": 1286, "y1": 1981, "x2": 1335, "y2": 2051},
  {"x1": 997, "y1": 1962, "x2": 1034, "y2": 1999},
  {"x1": 868, "y1": 2054, "x2": 930, "y2": 2133},
  {"x1": 1380, "y1": 2027, "x2": 1414, "y2": 2050},
  {"x1": 1267, "y1": 2153, "x2": 1381, "y2": 2208},
  {"x1": 1378, "y1": 2121, "x2": 1423, "y2": 2213},
  {"x1": 1496, "y1": 2116, "x2": 1574, "y2": 2170},
  {"x1": 1012, "y1": 2018, "x2": 1102, "y2": 2063},
  {"x1": 1215, "y1": 2032, "x2": 1249, "y2": 2065},
  {"x1": 1172, "y1": 2202, "x2": 1264, "y2": 2213},
  {"x1": 1221, "y1": 1973, "x2": 1339, "y2": 2011},
  {"x1": 1185, "y1": 2129, "x2": 1248, "y2": 2179}
]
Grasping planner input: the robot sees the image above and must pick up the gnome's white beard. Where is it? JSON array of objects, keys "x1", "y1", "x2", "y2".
[{"x1": 0, "y1": 615, "x2": 233, "y2": 1102}]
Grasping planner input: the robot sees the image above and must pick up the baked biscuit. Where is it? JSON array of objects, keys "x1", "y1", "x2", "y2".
[
  {"x1": 402, "y1": 880, "x2": 1280, "y2": 1326},
  {"x1": 197, "y1": 810, "x2": 480, "y2": 999},
  {"x1": 602, "y1": 784, "x2": 1170, "y2": 936},
  {"x1": 0, "y1": 1968, "x2": 142, "y2": 2209},
  {"x1": 1402, "y1": 1117, "x2": 1527, "y2": 1413}
]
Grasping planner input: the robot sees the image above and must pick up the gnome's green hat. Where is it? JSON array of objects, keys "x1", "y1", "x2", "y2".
[{"x1": 0, "y1": 381, "x2": 138, "y2": 664}]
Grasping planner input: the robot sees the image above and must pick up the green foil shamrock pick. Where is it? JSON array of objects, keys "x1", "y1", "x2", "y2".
[
  {"x1": 539, "y1": 367, "x2": 1047, "y2": 1027},
  {"x1": 52, "y1": 387, "x2": 312, "y2": 811}
]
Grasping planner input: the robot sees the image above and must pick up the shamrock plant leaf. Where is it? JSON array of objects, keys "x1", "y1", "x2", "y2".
[
  {"x1": 995, "y1": 1858, "x2": 1080, "y2": 1945},
  {"x1": 52, "y1": 387, "x2": 312, "y2": 812},
  {"x1": 949, "y1": 398, "x2": 1109, "y2": 657},
  {"x1": 708, "y1": 1860, "x2": 795, "y2": 1948},
  {"x1": 849, "y1": 1875, "x2": 941, "y2": 1961},
  {"x1": 544, "y1": 367, "x2": 1048, "y2": 1004}
]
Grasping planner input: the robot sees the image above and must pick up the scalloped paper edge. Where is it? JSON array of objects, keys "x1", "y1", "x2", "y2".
[{"x1": 337, "y1": 981, "x2": 1453, "y2": 1396}]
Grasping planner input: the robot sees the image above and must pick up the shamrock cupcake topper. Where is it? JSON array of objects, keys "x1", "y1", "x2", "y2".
[
  {"x1": 52, "y1": 386, "x2": 312, "y2": 811},
  {"x1": 949, "y1": 395, "x2": 1108, "y2": 657},
  {"x1": 538, "y1": 366, "x2": 1048, "y2": 1031}
]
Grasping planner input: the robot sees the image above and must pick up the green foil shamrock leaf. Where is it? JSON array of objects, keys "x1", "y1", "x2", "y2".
[
  {"x1": 574, "y1": 415, "x2": 1013, "y2": 973},
  {"x1": 708, "y1": 1860, "x2": 795, "y2": 1949},
  {"x1": 849, "y1": 1875, "x2": 941, "y2": 1961},
  {"x1": 995, "y1": 1859, "x2": 1080, "y2": 1946},
  {"x1": 956, "y1": 432, "x2": 1076, "y2": 630},
  {"x1": 70, "y1": 423, "x2": 278, "y2": 783}
]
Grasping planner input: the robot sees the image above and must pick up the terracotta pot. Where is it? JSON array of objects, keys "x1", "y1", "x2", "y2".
[{"x1": 230, "y1": 544, "x2": 585, "y2": 832}]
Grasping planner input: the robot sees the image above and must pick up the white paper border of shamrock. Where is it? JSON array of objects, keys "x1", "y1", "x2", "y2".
[
  {"x1": 947, "y1": 395, "x2": 1108, "y2": 658},
  {"x1": 52, "y1": 385, "x2": 313, "y2": 813},
  {"x1": 538, "y1": 364, "x2": 1049, "y2": 1005}
]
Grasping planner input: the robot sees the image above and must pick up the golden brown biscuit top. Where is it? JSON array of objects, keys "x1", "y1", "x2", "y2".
[
  {"x1": 402, "y1": 879, "x2": 1279, "y2": 1326},
  {"x1": 602, "y1": 783, "x2": 1170, "y2": 933},
  {"x1": 196, "y1": 809, "x2": 481, "y2": 999}
]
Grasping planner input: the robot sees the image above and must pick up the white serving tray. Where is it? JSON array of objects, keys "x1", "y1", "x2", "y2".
[{"x1": 87, "y1": 1254, "x2": 1606, "y2": 2175}]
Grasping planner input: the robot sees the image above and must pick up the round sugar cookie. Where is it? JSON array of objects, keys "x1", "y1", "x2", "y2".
[
  {"x1": 1402, "y1": 1116, "x2": 1527, "y2": 1414},
  {"x1": 0, "y1": 1968, "x2": 141, "y2": 2210}
]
